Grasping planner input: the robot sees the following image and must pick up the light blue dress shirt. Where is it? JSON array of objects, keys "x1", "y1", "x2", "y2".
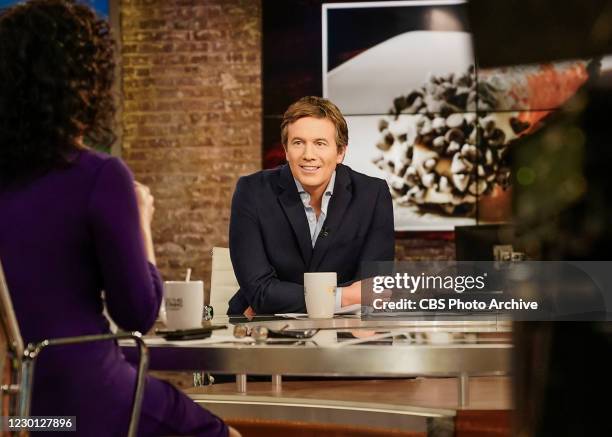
[{"x1": 294, "y1": 172, "x2": 343, "y2": 310}]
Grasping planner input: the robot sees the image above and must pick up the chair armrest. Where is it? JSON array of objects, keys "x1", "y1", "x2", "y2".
[{"x1": 25, "y1": 331, "x2": 147, "y2": 358}]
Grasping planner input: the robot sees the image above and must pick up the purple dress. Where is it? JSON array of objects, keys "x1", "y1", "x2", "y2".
[{"x1": 0, "y1": 150, "x2": 227, "y2": 437}]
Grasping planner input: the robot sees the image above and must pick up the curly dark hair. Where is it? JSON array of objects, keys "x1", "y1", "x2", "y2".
[{"x1": 0, "y1": 0, "x2": 116, "y2": 184}]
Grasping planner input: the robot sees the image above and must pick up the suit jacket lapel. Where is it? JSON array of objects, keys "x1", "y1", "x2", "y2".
[
  {"x1": 309, "y1": 165, "x2": 352, "y2": 271},
  {"x1": 277, "y1": 164, "x2": 313, "y2": 266}
]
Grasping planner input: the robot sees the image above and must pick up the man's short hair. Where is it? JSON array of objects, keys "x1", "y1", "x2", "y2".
[{"x1": 280, "y1": 96, "x2": 348, "y2": 151}]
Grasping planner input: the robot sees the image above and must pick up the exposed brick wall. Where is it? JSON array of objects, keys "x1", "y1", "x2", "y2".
[
  {"x1": 396, "y1": 238, "x2": 455, "y2": 261},
  {"x1": 120, "y1": 0, "x2": 262, "y2": 288}
]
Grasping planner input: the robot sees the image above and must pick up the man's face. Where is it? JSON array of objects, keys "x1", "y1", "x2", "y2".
[{"x1": 285, "y1": 116, "x2": 346, "y2": 193}]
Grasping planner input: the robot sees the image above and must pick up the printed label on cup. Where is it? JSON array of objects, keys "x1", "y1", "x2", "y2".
[
  {"x1": 165, "y1": 297, "x2": 183, "y2": 310},
  {"x1": 164, "y1": 281, "x2": 204, "y2": 330}
]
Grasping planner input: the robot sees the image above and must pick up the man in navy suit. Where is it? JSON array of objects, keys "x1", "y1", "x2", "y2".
[{"x1": 228, "y1": 96, "x2": 394, "y2": 316}]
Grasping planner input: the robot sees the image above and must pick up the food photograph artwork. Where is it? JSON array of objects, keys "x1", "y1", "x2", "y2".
[{"x1": 322, "y1": 0, "x2": 604, "y2": 231}]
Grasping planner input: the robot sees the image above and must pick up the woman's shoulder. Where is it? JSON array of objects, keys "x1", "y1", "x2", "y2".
[
  {"x1": 76, "y1": 149, "x2": 132, "y2": 180},
  {"x1": 77, "y1": 148, "x2": 120, "y2": 170}
]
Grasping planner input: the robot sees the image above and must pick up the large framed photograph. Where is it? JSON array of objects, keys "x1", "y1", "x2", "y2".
[
  {"x1": 323, "y1": 0, "x2": 477, "y2": 231},
  {"x1": 322, "y1": 0, "x2": 596, "y2": 231}
]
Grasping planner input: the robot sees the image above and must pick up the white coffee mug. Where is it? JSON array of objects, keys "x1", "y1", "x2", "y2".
[
  {"x1": 164, "y1": 281, "x2": 204, "y2": 330},
  {"x1": 304, "y1": 272, "x2": 337, "y2": 319}
]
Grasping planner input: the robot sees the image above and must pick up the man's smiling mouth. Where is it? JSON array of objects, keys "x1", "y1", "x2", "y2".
[{"x1": 299, "y1": 165, "x2": 320, "y2": 173}]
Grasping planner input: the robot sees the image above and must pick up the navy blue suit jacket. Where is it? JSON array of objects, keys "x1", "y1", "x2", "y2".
[{"x1": 227, "y1": 164, "x2": 395, "y2": 315}]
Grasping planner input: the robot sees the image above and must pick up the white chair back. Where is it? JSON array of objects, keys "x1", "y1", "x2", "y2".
[{"x1": 210, "y1": 247, "x2": 239, "y2": 317}]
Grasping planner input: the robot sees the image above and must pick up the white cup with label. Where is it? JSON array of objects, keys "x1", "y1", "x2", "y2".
[
  {"x1": 164, "y1": 280, "x2": 204, "y2": 330},
  {"x1": 304, "y1": 272, "x2": 337, "y2": 319}
]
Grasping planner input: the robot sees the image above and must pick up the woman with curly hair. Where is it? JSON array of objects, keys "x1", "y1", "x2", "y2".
[{"x1": 0, "y1": 1, "x2": 237, "y2": 436}]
